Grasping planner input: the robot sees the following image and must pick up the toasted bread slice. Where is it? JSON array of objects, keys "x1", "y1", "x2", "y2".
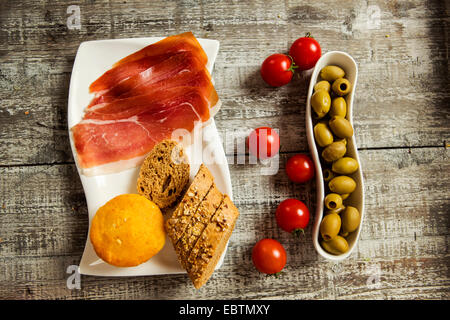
[
  {"x1": 174, "y1": 183, "x2": 224, "y2": 268},
  {"x1": 165, "y1": 164, "x2": 214, "y2": 243},
  {"x1": 137, "y1": 140, "x2": 189, "y2": 209},
  {"x1": 186, "y1": 195, "x2": 239, "y2": 289}
]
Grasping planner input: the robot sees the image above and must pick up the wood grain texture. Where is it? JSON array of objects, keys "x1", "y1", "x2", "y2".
[
  {"x1": 0, "y1": 0, "x2": 449, "y2": 165},
  {"x1": 0, "y1": 148, "x2": 448, "y2": 299},
  {"x1": 0, "y1": 0, "x2": 449, "y2": 299}
]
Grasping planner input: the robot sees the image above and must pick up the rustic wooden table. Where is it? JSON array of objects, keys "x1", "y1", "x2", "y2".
[{"x1": 0, "y1": 0, "x2": 449, "y2": 300}]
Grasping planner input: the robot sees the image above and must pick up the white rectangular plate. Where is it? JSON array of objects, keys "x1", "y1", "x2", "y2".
[{"x1": 68, "y1": 36, "x2": 233, "y2": 276}]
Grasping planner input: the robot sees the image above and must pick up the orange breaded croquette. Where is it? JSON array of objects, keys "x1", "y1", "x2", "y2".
[{"x1": 90, "y1": 194, "x2": 166, "y2": 267}]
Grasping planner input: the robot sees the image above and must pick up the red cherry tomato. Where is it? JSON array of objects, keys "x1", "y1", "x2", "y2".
[
  {"x1": 276, "y1": 198, "x2": 310, "y2": 236},
  {"x1": 248, "y1": 127, "x2": 280, "y2": 160},
  {"x1": 260, "y1": 53, "x2": 296, "y2": 87},
  {"x1": 285, "y1": 154, "x2": 315, "y2": 183},
  {"x1": 252, "y1": 238, "x2": 287, "y2": 275},
  {"x1": 289, "y1": 33, "x2": 321, "y2": 71}
]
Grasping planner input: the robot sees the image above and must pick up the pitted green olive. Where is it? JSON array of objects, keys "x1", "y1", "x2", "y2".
[
  {"x1": 314, "y1": 111, "x2": 327, "y2": 119},
  {"x1": 332, "y1": 157, "x2": 359, "y2": 175},
  {"x1": 340, "y1": 230, "x2": 349, "y2": 237},
  {"x1": 332, "y1": 78, "x2": 352, "y2": 96},
  {"x1": 322, "y1": 141, "x2": 346, "y2": 162},
  {"x1": 324, "y1": 193, "x2": 343, "y2": 210},
  {"x1": 341, "y1": 206, "x2": 361, "y2": 234},
  {"x1": 320, "y1": 213, "x2": 341, "y2": 241},
  {"x1": 321, "y1": 235, "x2": 349, "y2": 255},
  {"x1": 329, "y1": 176, "x2": 357, "y2": 194},
  {"x1": 330, "y1": 97, "x2": 347, "y2": 118},
  {"x1": 314, "y1": 122, "x2": 334, "y2": 147},
  {"x1": 323, "y1": 168, "x2": 335, "y2": 182},
  {"x1": 314, "y1": 80, "x2": 331, "y2": 93},
  {"x1": 320, "y1": 66, "x2": 345, "y2": 81},
  {"x1": 325, "y1": 206, "x2": 345, "y2": 215},
  {"x1": 311, "y1": 90, "x2": 331, "y2": 117},
  {"x1": 341, "y1": 193, "x2": 350, "y2": 200},
  {"x1": 336, "y1": 138, "x2": 347, "y2": 146},
  {"x1": 329, "y1": 116, "x2": 354, "y2": 138}
]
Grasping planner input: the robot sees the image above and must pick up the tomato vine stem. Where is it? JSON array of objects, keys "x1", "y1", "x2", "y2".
[
  {"x1": 292, "y1": 228, "x2": 305, "y2": 237},
  {"x1": 287, "y1": 54, "x2": 299, "y2": 73}
]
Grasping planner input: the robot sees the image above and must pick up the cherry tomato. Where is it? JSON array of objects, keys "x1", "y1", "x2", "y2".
[
  {"x1": 248, "y1": 127, "x2": 280, "y2": 160},
  {"x1": 285, "y1": 154, "x2": 315, "y2": 183},
  {"x1": 260, "y1": 53, "x2": 296, "y2": 87},
  {"x1": 252, "y1": 238, "x2": 287, "y2": 275},
  {"x1": 276, "y1": 198, "x2": 310, "y2": 236},
  {"x1": 289, "y1": 33, "x2": 321, "y2": 71}
]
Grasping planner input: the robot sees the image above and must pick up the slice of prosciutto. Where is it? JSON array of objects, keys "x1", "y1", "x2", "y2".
[
  {"x1": 87, "y1": 51, "x2": 204, "y2": 108},
  {"x1": 86, "y1": 69, "x2": 219, "y2": 114},
  {"x1": 113, "y1": 31, "x2": 207, "y2": 68},
  {"x1": 72, "y1": 32, "x2": 220, "y2": 176},
  {"x1": 71, "y1": 87, "x2": 212, "y2": 173},
  {"x1": 88, "y1": 54, "x2": 170, "y2": 94},
  {"x1": 84, "y1": 85, "x2": 217, "y2": 121}
]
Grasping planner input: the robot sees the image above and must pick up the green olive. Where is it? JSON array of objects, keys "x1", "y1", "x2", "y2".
[
  {"x1": 314, "y1": 111, "x2": 327, "y2": 119},
  {"x1": 332, "y1": 78, "x2": 352, "y2": 96},
  {"x1": 321, "y1": 235, "x2": 349, "y2": 255},
  {"x1": 321, "y1": 141, "x2": 346, "y2": 162},
  {"x1": 314, "y1": 80, "x2": 331, "y2": 93},
  {"x1": 320, "y1": 66, "x2": 345, "y2": 81},
  {"x1": 314, "y1": 122, "x2": 334, "y2": 147},
  {"x1": 329, "y1": 176, "x2": 357, "y2": 194},
  {"x1": 341, "y1": 193, "x2": 350, "y2": 200},
  {"x1": 332, "y1": 157, "x2": 359, "y2": 175},
  {"x1": 341, "y1": 206, "x2": 361, "y2": 233},
  {"x1": 329, "y1": 116, "x2": 354, "y2": 138},
  {"x1": 340, "y1": 230, "x2": 349, "y2": 237},
  {"x1": 325, "y1": 205, "x2": 345, "y2": 215},
  {"x1": 330, "y1": 97, "x2": 347, "y2": 118},
  {"x1": 336, "y1": 138, "x2": 347, "y2": 146},
  {"x1": 320, "y1": 213, "x2": 341, "y2": 241},
  {"x1": 311, "y1": 90, "x2": 331, "y2": 117},
  {"x1": 324, "y1": 193, "x2": 343, "y2": 210},
  {"x1": 323, "y1": 168, "x2": 335, "y2": 182}
]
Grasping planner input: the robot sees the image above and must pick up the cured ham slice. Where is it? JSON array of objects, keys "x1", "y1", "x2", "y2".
[
  {"x1": 72, "y1": 32, "x2": 220, "y2": 176},
  {"x1": 87, "y1": 51, "x2": 204, "y2": 108},
  {"x1": 113, "y1": 32, "x2": 208, "y2": 68},
  {"x1": 88, "y1": 54, "x2": 170, "y2": 93},
  {"x1": 86, "y1": 69, "x2": 219, "y2": 112},
  {"x1": 72, "y1": 88, "x2": 210, "y2": 170},
  {"x1": 84, "y1": 86, "x2": 215, "y2": 121}
]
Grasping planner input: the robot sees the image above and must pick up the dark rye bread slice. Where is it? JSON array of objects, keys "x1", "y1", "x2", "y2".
[
  {"x1": 165, "y1": 164, "x2": 214, "y2": 244},
  {"x1": 137, "y1": 140, "x2": 190, "y2": 209},
  {"x1": 186, "y1": 195, "x2": 239, "y2": 289},
  {"x1": 174, "y1": 183, "x2": 224, "y2": 269}
]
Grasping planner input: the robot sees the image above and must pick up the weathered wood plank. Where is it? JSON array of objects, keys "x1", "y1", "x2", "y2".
[
  {"x1": 0, "y1": 62, "x2": 449, "y2": 165},
  {"x1": 1, "y1": 253, "x2": 448, "y2": 299},
  {"x1": 0, "y1": 0, "x2": 448, "y2": 300},
  {"x1": 1, "y1": 148, "x2": 448, "y2": 257},
  {"x1": 0, "y1": 0, "x2": 449, "y2": 166},
  {"x1": 0, "y1": 147, "x2": 448, "y2": 299}
]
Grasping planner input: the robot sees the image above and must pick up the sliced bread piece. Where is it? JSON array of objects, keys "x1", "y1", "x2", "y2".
[
  {"x1": 137, "y1": 140, "x2": 189, "y2": 209},
  {"x1": 186, "y1": 195, "x2": 239, "y2": 289},
  {"x1": 174, "y1": 183, "x2": 224, "y2": 268},
  {"x1": 165, "y1": 164, "x2": 214, "y2": 243}
]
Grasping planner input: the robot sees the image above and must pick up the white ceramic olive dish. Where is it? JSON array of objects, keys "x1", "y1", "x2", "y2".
[{"x1": 305, "y1": 51, "x2": 365, "y2": 261}]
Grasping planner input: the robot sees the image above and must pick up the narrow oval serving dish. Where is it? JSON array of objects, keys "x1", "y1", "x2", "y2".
[{"x1": 305, "y1": 51, "x2": 365, "y2": 261}]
